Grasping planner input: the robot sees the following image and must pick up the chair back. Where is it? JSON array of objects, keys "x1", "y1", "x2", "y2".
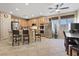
[
  {"x1": 12, "y1": 30, "x2": 19, "y2": 35},
  {"x1": 74, "y1": 40, "x2": 79, "y2": 45},
  {"x1": 63, "y1": 31, "x2": 67, "y2": 39},
  {"x1": 23, "y1": 30, "x2": 28, "y2": 34}
]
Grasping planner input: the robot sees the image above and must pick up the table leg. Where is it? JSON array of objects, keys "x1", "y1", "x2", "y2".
[
  {"x1": 77, "y1": 53, "x2": 79, "y2": 56},
  {"x1": 66, "y1": 38, "x2": 69, "y2": 55},
  {"x1": 70, "y1": 46, "x2": 72, "y2": 56},
  {"x1": 67, "y1": 45, "x2": 69, "y2": 55}
]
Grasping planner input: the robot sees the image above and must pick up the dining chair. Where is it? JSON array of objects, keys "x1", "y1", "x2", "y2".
[
  {"x1": 70, "y1": 39, "x2": 79, "y2": 56},
  {"x1": 35, "y1": 33, "x2": 41, "y2": 42},
  {"x1": 23, "y1": 29, "x2": 29, "y2": 44},
  {"x1": 63, "y1": 31, "x2": 77, "y2": 55},
  {"x1": 12, "y1": 30, "x2": 21, "y2": 46},
  {"x1": 63, "y1": 31, "x2": 68, "y2": 51},
  {"x1": 70, "y1": 45, "x2": 79, "y2": 56}
]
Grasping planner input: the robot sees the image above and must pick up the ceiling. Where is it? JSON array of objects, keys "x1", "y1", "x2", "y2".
[{"x1": 0, "y1": 3, "x2": 79, "y2": 19}]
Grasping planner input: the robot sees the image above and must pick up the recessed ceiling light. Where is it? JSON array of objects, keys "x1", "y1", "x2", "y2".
[
  {"x1": 25, "y1": 3, "x2": 29, "y2": 5},
  {"x1": 15, "y1": 8, "x2": 20, "y2": 11},
  {"x1": 32, "y1": 14, "x2": 34, "y2": 17},
  {"x1": 10, "y1": 11, "x2": 13, "y2": 14},
  {"x1": 40, "y1": 12, "x2": 43, "y2": 15}
]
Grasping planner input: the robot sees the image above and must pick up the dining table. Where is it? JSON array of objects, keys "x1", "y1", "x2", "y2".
[{"x1": 65, "y1": 31, "x2": 79, "y2": 55}]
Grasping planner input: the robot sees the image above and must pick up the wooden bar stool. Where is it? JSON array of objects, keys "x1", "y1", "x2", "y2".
[
  {"x1": 23, "y1": 29, "x2": 29, "y2": 44},
  {"x1": 12, "y1": 30, "x2": 21, "y2": 46},
  {"x1": 35, "y1": 33, "x2": 41, "y2": 42}
]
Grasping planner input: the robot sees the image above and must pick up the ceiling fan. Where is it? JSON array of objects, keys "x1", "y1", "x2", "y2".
[{"x1": 49, "y1": 3, "x2": 69, "y2": 13}]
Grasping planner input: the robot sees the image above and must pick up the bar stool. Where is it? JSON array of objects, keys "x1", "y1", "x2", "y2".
[
  {"x1": 12, "y1": 30, "x2": 21, "y2": 46},
  {"x1": 35, "y1": 33, "x2": 41, "y2": 41},
  {"x1": 23, "y1": 30, "x2": 29, "y2": 44}
]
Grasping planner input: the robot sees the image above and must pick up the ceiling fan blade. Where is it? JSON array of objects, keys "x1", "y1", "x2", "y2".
[
  {"x1": 60, "y1": 7, "x2": 69, "y2": 9},
  {"x1": 48, "y1": 7, "x2": 54, "y2": 9},
  {"x1": 60, "y1": 3, "x2": 64, "y2": 7},
  {"x1": 49, "y1": 10, "x2": 55, "y2": 13},
  {"x1": 48, "y1": 7, "x2": 56, "y2": 10},
  {"x1": 48, "y1": 7, "x2": 53, "y2": 9}
]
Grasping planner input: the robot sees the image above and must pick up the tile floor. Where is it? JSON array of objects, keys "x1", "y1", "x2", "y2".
[{"x1": 0, "y1": 38, "x2": 67, "y2": 56}]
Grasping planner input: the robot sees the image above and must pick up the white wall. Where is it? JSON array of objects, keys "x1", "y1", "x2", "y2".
[
  {"x1": 0, "y1": 13, "x2": 11, "y2": 40},
  {"x1": 76, "y1": 10, "x2": 79, "y2": 23}
]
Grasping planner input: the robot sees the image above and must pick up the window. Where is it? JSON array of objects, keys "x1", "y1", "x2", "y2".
[
  {"x1": 60, "y1": 18, "x2": 73, "y2": 25},
  {"x1": 60, "y1": 17, "x2": 74, "y2": 30}
]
